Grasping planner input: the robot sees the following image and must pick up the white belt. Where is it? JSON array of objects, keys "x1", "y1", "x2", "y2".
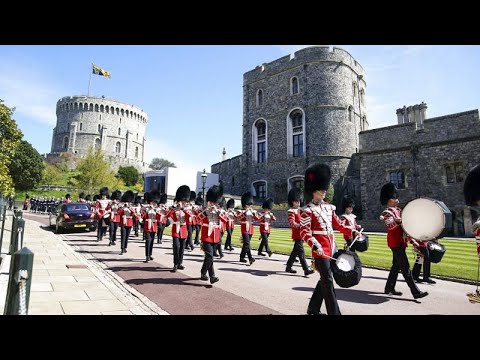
[
  {"x1": 240, "y1": 221, "x2": 251, "y2": 229},
  {"x1": 202, "y1": 223, "x2": 220, "y2": 236},
  {"x1": 312, "y1": 230, "x2": 333, "y2": 235},
  {"x1": 264, "y1": 222, "x2": 269, "y2": 231}
]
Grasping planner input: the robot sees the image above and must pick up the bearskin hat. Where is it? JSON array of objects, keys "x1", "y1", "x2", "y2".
[
  {"x1": 175, "y1": 185, "x2": 190, "y2": 202},
  {"x1": 93, "y1": 194, "x2": 100, "y2": 201},
  {"x1": 100, "y1": 187, "x2": 109, "y2": 197},
  {"x1": 148, "y1": 190, "x2": 161, "y2": 204},
  {"x1": 159, "y1": 193, "x2": 168, "y2": 205},
  {"x1": 262, "y1": 198, "x2": 274, "y2": 210},
  {"x1": 195, "y1": 196, "x2": 203, "y2": 206},
  {"x1": 65, "y1": 193, "x2": 71, "y2": 199},
  {"x1": 190, "y1": 191, "x2": 197, "y2": 202},
  {"x1": 226, "y1": 198, "x2": 235, "y2": 209},
  {"x1": 464, "y1": 164, "x2": 480, "y2": 207},
  {"x1": 121, "y1": 190, "x2": 135, "y2": 203},
  {"x1": 288, "y1": 188, "x2": 302, "y2": 207},
  {"x1": 110, "y1": 190, "x2": 122, "y2": 201},
  {"x1": 134, "y1": 195, "x2": 142, "y2": 205},
  {"x1": 342, "y1": 196, "x2": 355, "y2": 211},
  {"x1": 305, "y1": 163, "x2": 331, "y2": 195},
  {"x1": 380, "y1": 183, "x2": 398, "y2": 206},
  {"x1": 206, "y1": 185, "x2": 223, "y2": 204},
  {"x1": 78, "y1": 192, "x2": 85, "y2": 200},
  {"x1": 241, "y1": 192, "x2": 253, "y2": 208},
  {"x1": 85, "y1": 194, "x2": 92, "y2": 202}
]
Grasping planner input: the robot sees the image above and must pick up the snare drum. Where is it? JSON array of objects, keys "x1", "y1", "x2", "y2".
[
  {"x1": 350, "y1": 234, "x2": 369, "y2": 252},
  {"x1": 330, "y1": 249, "x2": 362, "y2": 288},
  {"x1": 428, "y1": 241, "x2": 446, "y2": 263},
  {"x1": 401, "y1": 198, "x2": 452, "y2": 242}
]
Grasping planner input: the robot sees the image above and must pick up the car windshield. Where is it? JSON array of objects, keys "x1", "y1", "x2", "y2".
[{"x1": 65, "y1": 204, "x2": 90, "y2": 212}]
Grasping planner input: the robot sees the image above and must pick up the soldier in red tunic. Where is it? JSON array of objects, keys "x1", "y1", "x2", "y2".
[
  {"x1": 106, "y1": 190, "x2": 122, "y2": 246},
  {"x1": 257, "y1": 198, "x2": 276, "y2": 257},
  {"x1": 141, "y1": 190, "x2": 161, "y2": 263},
  {"x1": 380, "y1": 183, "x2": 428, "y2": 299},
  {"x1": 464, "y1": 165, "x2": 480, "y2": 258},
  {"x1": 235, "y1": 192, "x2": 259, "y2": 265},
  {"x1": 224, "y1": 198, "x2": 236, "y2": 251},
  {"x1": 118, "y1": 190, "x2": 135, "y2": 255},
  {"x1": 193, "y1": 196, "x2": 204, "y2": 246},
  {"x1": 156, "y1": 193, "x2": 168, "y2": 244},
  {"x1": 95, "y1": 187, "x2": 110, "y2": 241},
  {"x1": 166, "y1": 185, "x2": 190, "y2": 272},
  {"x1": 300, "y1": 163, "x2": 355, "y2": 315},
  {"x1": 197, "y1": 185, "x2": 228, "y2": 284},
  {"x1": 184, "y1": 191, "x2": 197, "y2": 251},
  {"x1": 286, "y1": 187, "x2": 314, "y2": 276},
  {"x1": 339, "y1": 196, "x2": 362, "y2": 251}
]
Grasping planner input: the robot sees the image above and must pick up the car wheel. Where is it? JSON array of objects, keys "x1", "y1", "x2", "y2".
[
  {"x1": 90, "y1": 226, "x2": 97, "y2": 232},
  {"x1": 56, "y1": 223, "x2": 63, "y2": 234}
]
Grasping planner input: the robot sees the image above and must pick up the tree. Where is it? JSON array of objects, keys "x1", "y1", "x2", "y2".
[
  {"x1": 75, "y1": 147, "x2": 124, "y2": 194},
  {"x1": 41, "y1": 163, "x2": 63, "y2": 190},
  {"x1": 0, "y1": 99, "x2": 23, "y2": 196},
  {"x1": 149, "y1": 157, "x2": 176, "y2": 170},
  {"x1": 117, "y1": 166, "x2": 140, "y2": 186},
  {"x1": 9, "y1": 140, "x2": 45, "y2": 191}
]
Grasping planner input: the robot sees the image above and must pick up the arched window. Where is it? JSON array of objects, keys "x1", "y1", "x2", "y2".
[
  {"x1": 287, "y1": 109, "x2": 305, "y2": 158},
  {"x1": 115, "y1": 142, "x2": 121, "y2": 154},
  {"x1": 118, "y1": 128, "x2": 121, "y2": 136},
  {"x1": 106, "y1": 106, "x2": 109, "y2": 114},
  {"x1": 252, "y1": 119, "x2": 267, "y2": 163},
  {"x1": 256, "y1": 89, "x2": 263, "y2": 107},
  {"x1": 291, "y1": 77, "x2": 299, "y2": 95},
  {"x1": 79, "y1": 122, "x2": 83, "y2": 131},
  {"x1": 63, "y1": 136, "x2": 69, "y2": 150},
  {"x1": 100, "y1": 105, "x2": 104, "y2": 113},
  {"x1": 360, "y1": 89, "x2": 365, "y2": 106},
  {"x1": 288, "y1": 175, "x2": 305, "y2": 195},
  {"x1": 252, "y1": 180, "x2": 267, "y2": 200},
  {"x1": 84, "y1": 103, "x2": 88, "y2": 111},
  {"x1": 119, "y1": 118, "x2": 121, "y2": 124},
  {"x1": 348, "y1": 106, "x2": 353, "y2": 122},
  {"x1": 74, "y1": 103, "x2": 78, "y2": 111},
  {"x1": 353, "y1": 82, "x2": 357, "y2": 98},
  {"x1": 89, "y1": 103, "x2": 94, "y2": 111},
  {"x1": 95, "y1": 104, "x2": 99, "y2": 112},
  {"x1": 94, "y1": 138, "x2": 101, "y2": 150},
  {"x1": 121, "y1": 109, "x2": 125, "y2": 117},
  {"x1": 111, "y1": 106, "x2": 114, "y2": 114},
  {"x1": 135, "y1": 146, "x2": 139, "y2": 158},
  {"x1": 116, "y1": 108, "x2": 119, "y2": 115},
  {"x1": 362, "y1": 116, "x2": 367, "y2": 131},
  {"x1": 98, "y1": 124, "x2": 102, "y2": 132}
]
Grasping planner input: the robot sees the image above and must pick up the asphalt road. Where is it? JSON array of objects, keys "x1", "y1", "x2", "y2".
[{"x1": 24, "y1": 212, "x2": 480, "y2": 315}]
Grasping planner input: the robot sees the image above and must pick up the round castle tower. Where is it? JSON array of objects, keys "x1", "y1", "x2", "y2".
[
  {"x1": 50, "y1": 95, "x2": 148, "y2": 171},
  {"x1": 239, "y1": 46, "x2": 367, "y2": 201}
]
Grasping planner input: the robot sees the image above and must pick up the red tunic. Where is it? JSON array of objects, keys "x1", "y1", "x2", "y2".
[
  {"x1": 288, "y1": 208, "x2": 301, "y2": 240},
  {"x1": 167, "y1": 206, "x2": 188, "y2": 239},
  {"x1": 106, "y1": 201, "x2": 121, "y2": 223},
  {"x1": 300, "y1": 201, "x2": 353, "y2": 258},
  {"x1": 225, "y1": 209, "x2": 236, "y2": 230},
  {"x1": 197, "y1": 207, "x2": 228, "y2": 243},
  {"x1": 156, "y1": 204, "x2": 168, "y2": 225},
  {"x1": 118, "y1": 206, "x2": 134, "y2": 227},
  {"x1": 340, "y1": 213, "x2": 361, "y2": 241},
  {"x1": 473, "y1": 217, "x2": 480, "y2": 257},
  {"x1": 235, "y1": 209, "x2": 260, "y2": 235},
  {"x1": 258, "y1": 210, "x2": 276, "y2": 234},
  {"x1": 381, "y1": 207, "x2": 407, "y2": 249},
  {"x1": 95, "y1": 199, "x2": 110, "y2": 219},
  {"x1": 142, "y1": 206, "x2": 158, "y2": 233}
]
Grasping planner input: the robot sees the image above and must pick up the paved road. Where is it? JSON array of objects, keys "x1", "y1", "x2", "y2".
[{"x1": 24, "y1": 212, "x2": 480, "y2": 315}]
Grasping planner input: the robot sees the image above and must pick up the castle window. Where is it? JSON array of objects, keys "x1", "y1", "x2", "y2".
[
  {"x1": 287, "y1": 109, "x2": 305, "y2": 158},
  {"x1": 135, "y1": 146, "x2": 139, "y2": 158},
  {"x1": 291, "y1": 77, "x2": 299, "y2": 95},
  {"x1": 252, "y1": 181, "x2": 267, "y2": 200},
  {"x1": 111, "y1": 106, "x2": 114, "y2": 114},
  {"x1": 115, "y1": 142, "x2": 121, "y2": 154},
  {"x1": 136, "y1": 133, "x2": 138, "y2": 140},
  {"x1": 95, "y1": 104, "x2": 99, "y2": 112},
  {"x1": 253, "y1": 119, "x2": 267, "y2": 164},
  {"x1": 90, "y1": 103, "x2": 94, "y2": 111},
  {"x1": 360, "y1": 89, "x2": 365, "y2": 106},
  {"x1": 74, "y1": 103, "x2": 78, "y2": 111},
  {"x1": 120, "y1": 118, "x2": 122, "y2": 124},
  {"x1": 288, "y1": 175, "x2": 305, "y2": 194},
  {"x1": 348, "y1": 106, "x2": 353, "y2": 122},
  {"x1": 94, "y1": 138, "x2": 101, "y2": 150},
  {"x1": 389, "y1": 170, "x2": 406, "y2": 189},
  {"x1": 100, "y1": 105, "x2": 104, "y2": 113},
  {"x1": 445, "y1": 163, "x2": 464, "y2": 184},
  {"x1": 98, "y1": 124, "x2": 101, "y2": 132},
  {"x1": 79, "y1": 122, "x2": 83, "y2": 131},
  {"x1": 116, "y1": 108, "x2": 119, "y2": 115},
  {"x1": 121, "y1": 109, "x2": 125, "y2": 117},
  {"x1": 106, "y1": 106, "x2": 109, "y2": 114},
  {"x1": 256, "y1": 89, "x2": 263, "y2": 107},
  {"x1": 231, "y1": 176, "x2": 235, "y2": 187},
  {"x1": 362, "y1": 116, "x2": 367, "y2": 131},
  {"x1": 63, "y1": 136, "x2": 69, "y2": 150},
  {"x1": 118, "y1": 128, "x2": 121, "y2": 136}
]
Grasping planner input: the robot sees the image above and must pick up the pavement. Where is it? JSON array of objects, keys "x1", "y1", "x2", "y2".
[{"x1": 1, "y1": 210, "x2": 480, "y2": 315}]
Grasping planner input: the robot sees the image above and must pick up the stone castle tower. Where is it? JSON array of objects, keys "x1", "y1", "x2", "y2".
[
  {"x1": 50, "y1": 95, "x2": 148, "y2": 171},
  {"x1": 212, "y1": 46, "x2": 367, "y2": 204}
]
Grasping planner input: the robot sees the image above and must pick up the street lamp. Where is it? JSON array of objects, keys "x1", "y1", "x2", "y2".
[{"x1": 201, "y1": 169, "x2": 207, "y2": 206}]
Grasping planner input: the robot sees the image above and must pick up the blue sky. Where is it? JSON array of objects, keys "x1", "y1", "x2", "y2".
[{"x1": 0, "y1": 45, "x2": 479, "y2": 173}]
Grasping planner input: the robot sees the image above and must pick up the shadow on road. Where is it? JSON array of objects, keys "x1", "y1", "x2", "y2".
[
  {"x1": 217, "y1": 267, "x2": 279, "y2": 277},
  {"x1": 124, "y1": 275, "x2": 209, "y2": 288}
]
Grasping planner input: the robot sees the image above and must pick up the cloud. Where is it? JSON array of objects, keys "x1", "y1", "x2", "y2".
[
  {"x1": 0, "y1": 58, "x2": 64, "y2": 126},
  {"x1": 365, "y1": 95, "x2": 399, "y2": 129}
]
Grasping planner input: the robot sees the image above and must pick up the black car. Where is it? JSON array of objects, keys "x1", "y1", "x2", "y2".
[{"x1": 49, "y1": 202, "x2": 97, "y2": 233}]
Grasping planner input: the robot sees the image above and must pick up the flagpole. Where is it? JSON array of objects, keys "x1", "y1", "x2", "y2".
[{"x1": 87, "y1": 63, "x2": 93, "y2": 96}]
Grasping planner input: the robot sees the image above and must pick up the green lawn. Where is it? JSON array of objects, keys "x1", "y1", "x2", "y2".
[{"x1": 163, "y1": 226, "x2": 479, "y2": 282}]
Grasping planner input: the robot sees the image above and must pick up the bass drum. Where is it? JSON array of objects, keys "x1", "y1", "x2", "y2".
[
  {"x1": 401, "y1": 198, "x2": 452, "y2": 242},
  {"x1": 428, "y1": 241, "x2": 446, "y2": 263},
  {"x1": 331, "y1": 249, "x2": 362, "y2": 288}
]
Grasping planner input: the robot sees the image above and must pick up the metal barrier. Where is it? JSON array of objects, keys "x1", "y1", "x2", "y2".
[
  {"x1": 0, "y1": 200, "x2": 7, "y2": 252},
  {"x1": 9, "y1": 210, "x2": 24, "y2": 255},
  {"x1": 4, "y1": 247, "x2": 34, "y2": 315}
]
